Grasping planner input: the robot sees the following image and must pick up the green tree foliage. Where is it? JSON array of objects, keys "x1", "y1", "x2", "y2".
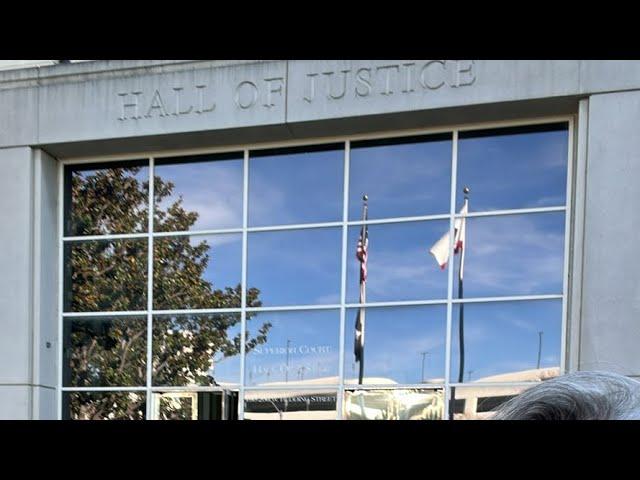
[{"x1": 65, "y1": 165, "x2": 270, "y2": 419}]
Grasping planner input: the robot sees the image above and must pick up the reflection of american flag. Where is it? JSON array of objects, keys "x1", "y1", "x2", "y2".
[
  {"x1": 356, "y1": 224, "x2": 369, "y2": 282},
  {"x1": 354, "y1": 220, "x2": 368, "y2": 364}
]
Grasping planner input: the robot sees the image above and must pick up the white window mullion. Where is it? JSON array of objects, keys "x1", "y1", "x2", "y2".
[
  {"x1": 145, "y1": 157, "x2": 155, "y2": 420},
  {"x1": 336, "y1": 140, "x2": 350, "y2": 420},
  {"x1": 57, "y1": 160, "x2": 64, "y2": 420},
  {"x1": 238, "y1": 149, "x2": 249, "y2": 420}
]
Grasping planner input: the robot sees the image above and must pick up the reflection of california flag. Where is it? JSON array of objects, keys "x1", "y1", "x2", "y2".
[{"x1": 429, "y1": 201, "x2": 468, "y2": 275}]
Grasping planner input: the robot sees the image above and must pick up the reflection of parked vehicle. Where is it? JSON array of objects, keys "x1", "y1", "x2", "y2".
[{"x1": 452, "y1": 367, "x2": 560, "y2": 420}]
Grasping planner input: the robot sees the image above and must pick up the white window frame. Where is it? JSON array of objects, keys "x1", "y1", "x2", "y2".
[{"x1": 57, "y1": 115, "x2": 575, "y2": 420}]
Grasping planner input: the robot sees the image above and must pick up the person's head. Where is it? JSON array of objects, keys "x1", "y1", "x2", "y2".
[{"x1": 492, "y1": 371, "x2": 640, "y2": 420}]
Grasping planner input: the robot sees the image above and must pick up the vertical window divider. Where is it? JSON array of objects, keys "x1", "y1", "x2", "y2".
[
  {"x1": 146, "y1": 157, "x2": 155, "y2": 419},
  {"x1": 57, "y1": 160, "x2": 64, "y2": 420},
  {"x1": 239, "y1": 149, "x2": 249, "y2": 419},
  {"x1": 444, "y1": 131, "x2": 459, "y2": 420},
  {"x1": 560, "y1": 118, "x2": 575, "y2": 374},
  {"x1": 337, "y1": 141, "x2": 350, "y2": 420}
]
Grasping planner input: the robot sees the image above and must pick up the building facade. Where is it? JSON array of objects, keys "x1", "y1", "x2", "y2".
[{"x1": 0, "y1": 60, "x2": 638, "y2": 420}]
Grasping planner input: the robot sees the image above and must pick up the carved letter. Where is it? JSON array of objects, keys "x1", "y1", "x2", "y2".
[
  {"x1": 117, "y1": 91, "x2": 143, "y2": 120},
  {"x1": 401, "y1": 62, "x2": 415, "y2": 93},
  {"x1": 453, "y1": 60, "x2": 476, "y2": 87},
  {"x1": 323, "y1": 69, "x2": 350, "y2": 100},
  {"x1": 419, "y1": 61, "x2": 446, "y2": 90},
  {"x1": 235, "y1": 81, "x2": 258, "y2": 109},
  {"x1": 263, "y1": 77, "x2": 284, "y2": 108},
  {"x1": 172, "y1": 87, "x2": 193, "y2": 116},
  {"x1": 355, "y1": 68, "x2": 372, "y2": 97},
  {"x1": 195, "y1": 85, "x2": 216, "y2": 113},
  {"x1": 145, "y1": 90, "x2": 169, "y2": 118},
  {"x1": 303, "y1": 73, "x2": 318, "y2": 103},
  {"x1": 376, "y1": 64, "x2": 400, "y2": 95}
]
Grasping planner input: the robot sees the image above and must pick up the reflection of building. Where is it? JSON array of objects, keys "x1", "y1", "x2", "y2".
[
  {"x1": 2, "y1": 60, "x2": 640, "y2": 419},
  {"x1": 153, "y1": 391, "x2": 239, "y2": 420},
  {"x1": 452, "y1": 367, "x2": 560, "y2": 420}
]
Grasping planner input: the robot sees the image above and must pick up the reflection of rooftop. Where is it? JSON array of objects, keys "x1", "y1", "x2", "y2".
[{"x1": 454, "y1": 367, "x2": 561, "y2": 420}]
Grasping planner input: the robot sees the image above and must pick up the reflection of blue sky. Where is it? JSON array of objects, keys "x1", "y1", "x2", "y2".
[
  {"x1": 450, "y1": 300, "x2": 562, "y2": 382},
  {"x1": 349, "y1": 137, "x2": 451, "y2": 220},
  {"x1": 249, "y1": 148, "x2": 344, "y2": 226},
  {"x1": 210, "y1": 322, "x2": 241, "y2": 385},
  {"x1": 154, "y1": 234, "x2": 242, "y2": 309},
  {"x1": 245, "y1": 310, "x2": 340, "y2": 386},
  {"x1": 347, "y1": 220, "x2": 449, "y2": 303},
  {"x1": 344, "y1": 305, "x2": 447, "y2": 385},
  {"x1": 189, "y1": 234, "x2": 242, "y2": 291},
  {"x1": 454, "y1": 212, "x2": 565, "y2": 297},
  {"x1": 457, "y1": 127, "x2": 568, "y2": 211},
  {"x1": 155, "y1": 156, "x2": 243, "y2": 231},
  {"x1": 247, "y1": 228, "x2": 342, "y2": 306}
]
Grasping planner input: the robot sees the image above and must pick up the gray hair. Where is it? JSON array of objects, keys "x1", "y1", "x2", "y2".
[{"x1": 492, "y1": 371, "x2": 640, "y2": 420}]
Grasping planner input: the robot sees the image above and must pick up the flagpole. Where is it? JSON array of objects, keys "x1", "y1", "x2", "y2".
[
  {"x1": 358, "y1": 195, "x2": 368, "y2": 386},
  {"x1": 450, "y1": 186, "x2": 469, "y2": 420},
  {"x1": 457, "y1": 186, "x2": 469, "y2": 385}
]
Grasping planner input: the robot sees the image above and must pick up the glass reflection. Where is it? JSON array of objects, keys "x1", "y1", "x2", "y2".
[
  {"x1": 244, "y1": 310, "x2": 340, "y2": 387},
  {"x1": 64, "y1": 316, "x2": 146, "y2": 387},
  {"x1": 347, "y1": 220, "x2": 449, "y2": 303},
  {"x1": 64, "y1": 160, "x2": 149, "y2": 237},
  {"x1": 450, "y1": 300, "x2": 562, "y2": 383},
  {"x1": 154, "y1": 153, "x2": 243, "y2": 232},
  {"x1": 153, "y1": 314, "x2": 255, "y2": 387},
  {"x1": 344, "y1": 388, "x2": 444, "y2": 420},
  {"x1": 153, "y1": 234, "x2": 242, "y2": 310},
  {"x1": 457, "y1": 123, "x2": 568, "y2": 212},
  {"x1": 63, "y1": 239, "x2": 147, "y2": 312},
  {"x1": 349, "y1": 134, "x2": 452, "y2": 220},
  {"x1": 248, "y1": 144, "x2": 344, "y2": 226},
  {"x1": 452, "y1": 212, "x2": 565, "y2": 298},
  {"x1": 247, "y1": 228, "x2": 341, "y2": 306},
  {"x1": 244, "y1": 390, "x2": 337, "y2": 420},
  {"x1": 64, "y1": 391, "x2": 146, "y2": 420},
  {"x1": 344, "y1": 305, "x2": 446, "y2": 385},
  {"x1": 152, "y1": 391, "x2": 239, "y2": 420},
  {"x1": 451, "y1": 384, "x2": 538, "y2": 420}
]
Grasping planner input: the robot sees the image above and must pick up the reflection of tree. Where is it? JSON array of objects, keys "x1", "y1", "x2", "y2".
[{"x1": 67, "y1": 166, "x2": 270, "y2": 419}]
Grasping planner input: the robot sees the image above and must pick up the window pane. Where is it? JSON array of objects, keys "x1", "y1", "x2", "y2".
[
  {"x1": 449, "y1": 300, "x2": 562, "y2": 383},
  {"x1": 244, "y1": 390, "x2": 337, "y2": 420},
  {"x1": 63, "y1": 391, "x2": 146, "y2": 420},
  {"x1": 152, "y1": 314, "x2": 243, "y2": 387},
  {"x1": 453, "y1": 212, "x2": 565, "y2": 298},
  {"x1": 154, "y1": 153, "x2": 243, "y2": 232},
  {"x1": 347, "y1": 220, "x2": 449, "y2": 303},
  {"x1": 247, "y1": 228, "x2": 341, "y2": 306},
  {"x1": 153, "y1": 234, "x2": 242, "y2": 310},
  {"x1": 244, "y1": 310, "x2": 340, "y2": 387},
  {"x1": 63, "y1": 239, "x2": 147, "y2": 312},
  {"x1": 451, "y1": 384, "x2": 539, "y2": 420},
  {"x1": 64, "y1": 160, "x2": 149, "y2": 236},
  {"x1": 248, "y1": 144, "x2": 344, "y2": 226},
  {"x1": 152, "y1": 391, "x2": 238, "y2": 420},
  {"x1": 344, "y1": 388, "x2": 444, "y2": 420},
  {"x1": 344, "y1": 305, "x2": 446, "y2": 386},
  {"x1": 349, "y1": 134, "x2": 452, "y2": 220},
  {"x1": 457, "y1": 123, "x2": 568, "y2": 212},
  {"x1": 63, "y1": 316, "x2": 146, "y2": 387}
]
